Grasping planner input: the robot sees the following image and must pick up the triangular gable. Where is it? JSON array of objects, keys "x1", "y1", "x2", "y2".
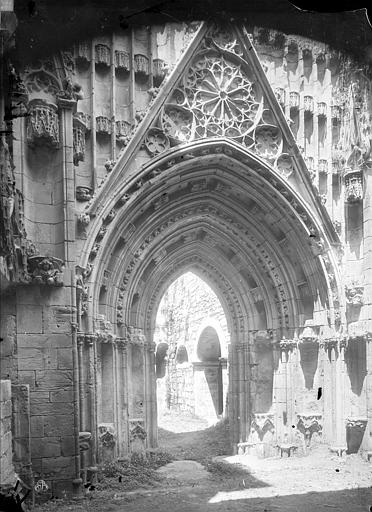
[{"x1": 87, "y1": 22, "x2": 338, "y2": 245}]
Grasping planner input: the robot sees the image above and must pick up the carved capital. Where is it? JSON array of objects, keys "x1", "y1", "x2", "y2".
[
  {"x1": 345, "y1": 282, "x2": 364, "y2": 306},
  {"x1": 95, "y1": 44, "x2": 111, "y2": 67},
  {"x1": 297, "y1": 413, "x2": 322, "y2": 445},
  {"x1": 76, "y1": 186, "x2": 93, "y2": 202},
  {"x1": 28, "y1": 256, "x2": 64, "y2": 286},
  {"x1": 251, "y1": 413, "x2": 275, "y2": 440},
  {"x1": 27, "y1": 99, "x2": 59, "y2": 148},
  {"x1": 79, "y1": 431, "x2": 91, "y2": 452},
  {"x1": 96, "y1": 116, "x2": 112, "y2": 135},
  {"x1": 344, "y1": 169, "x2": 363, "y2": 203},
  {"x1": 134, "y1": 54, "x2": 149, "y2": 75},
  {"x1": 277, "y1": 338, "x2": 298, "y2": 351},
  {"x1": 115, "y1": 50, "x2": 130, "y2": 71},
  {"x1": 345, "y1": 417, "x2": 367, "y2": 429}
]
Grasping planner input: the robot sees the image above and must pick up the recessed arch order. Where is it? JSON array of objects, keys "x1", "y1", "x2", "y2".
[{"x1": 80, "y1": 137, "x2": 342, "y2": 344}]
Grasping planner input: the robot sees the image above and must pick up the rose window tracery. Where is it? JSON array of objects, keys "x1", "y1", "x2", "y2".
[{"x1": 162, "y1": 54, "x2": 263, "y2": 146}]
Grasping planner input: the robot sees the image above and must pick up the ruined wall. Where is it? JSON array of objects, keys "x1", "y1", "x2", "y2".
[
  {"x1": 154, "y1": 272, "x2": 228, "y2": 419},
  {"x1": 0, "y1": 380, "x2": 15, "y2": 487}
]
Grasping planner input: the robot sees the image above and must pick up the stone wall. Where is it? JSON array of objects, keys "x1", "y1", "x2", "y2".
[{"x1": 0, "y1": 380, "x2": 15, "y2": 487}]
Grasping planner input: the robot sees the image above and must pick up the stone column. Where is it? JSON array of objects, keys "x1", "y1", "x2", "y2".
[
  {"x1": 86, "y1": 335, "x2": 97, "y2": 467},
  {"x1": 236, "y1": 343, "x2": 246, "y2": 444},
  {"x1": 145, "y1": 341, "x2": 157, "y2": 448},
  {"x1": 363, "y1": 160, "x2": 372, "y2": 453},
  {"x1": 57, "y1": 97, "x2": 76, "y2": 264},
  {"x1": 116, "y1": 338, "x2": 129, "y2": 456}
]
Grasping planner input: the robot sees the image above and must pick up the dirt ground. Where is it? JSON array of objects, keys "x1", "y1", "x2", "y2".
[{"x1": 33, "y1": 413, "x2": 372, "y2": 512}]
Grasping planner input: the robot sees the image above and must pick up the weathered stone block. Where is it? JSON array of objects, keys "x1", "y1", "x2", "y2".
[
  {"x1": 43, "y1": 306, "x2": 73, "y2": 334},
  {"x1": 18, "y1": 333, "x2": 72, "y2": 349},
  {"x1": 35, "y1": 370, "x2": 73, "y2": 391},
  {"x1": 31, "y1": 401, "x2": 74, "y2": 416},
  {"x1": 30, "y1": 416, "x2": 44, "y2": 438},
  {"x1": 43, "y1": 415, "x2": 75, "y2": 437},
  {"x1": 32, "y1": 437, "x2": 61, "y2": 458},
  {"x1": 16, "y1": 370, "x2": 35, "y2": 391},
  {"x1": 16, "y1": 305, "x2": 43, "y2": 333},
  {"x1": 61, "y1": 436, "x2": 76, "y2": 457},
  {"x1": 41, "y1": 456, "x2": 75, "y2": 479},
  {"x1": 57, "y1": 348, "x2": 73, "y2": 369},
  {"x1": 18, "y1": 347, "x2": 58, "y2": 371},
  {"x1": 50, "y1": 389, "x2": 73, "y2": 402},
  {"x1": 31, "y1": 391, "x2": 50, "y2": 403}
]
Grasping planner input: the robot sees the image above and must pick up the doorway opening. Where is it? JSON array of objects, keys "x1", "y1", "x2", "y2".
[{"x1": 154, "y1": 271, "x2": 229, "y2": 434}]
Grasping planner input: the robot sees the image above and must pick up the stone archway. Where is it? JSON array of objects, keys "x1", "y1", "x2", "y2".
[{"x1": 76, "y1": 135, "x2": 339, "y2": 464}]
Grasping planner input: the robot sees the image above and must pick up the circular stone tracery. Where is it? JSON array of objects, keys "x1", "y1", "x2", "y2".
[{"x1": 163, "y1": 54, "x2": 262, "y2": 144}]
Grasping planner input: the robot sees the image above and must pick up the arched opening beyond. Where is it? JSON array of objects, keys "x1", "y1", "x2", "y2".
[{"x1": 154, "y1": 271, "x2": 229, "y2": 434}]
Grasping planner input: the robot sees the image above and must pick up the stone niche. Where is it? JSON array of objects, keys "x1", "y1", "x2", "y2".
[{"x1": 98, "y1": 423, "x2": 116, "y2": 461}]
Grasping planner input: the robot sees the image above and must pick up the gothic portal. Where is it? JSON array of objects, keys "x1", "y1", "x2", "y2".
[{"x1": 1, "y1": 12, "x2": 372, "y2": 498}]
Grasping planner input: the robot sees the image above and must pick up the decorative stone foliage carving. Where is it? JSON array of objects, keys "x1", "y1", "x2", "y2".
[
  {"x1": 95, "y1": 44, "x2": 111, "y2": 67},
  {"x1": 275, "y1": 153, "x2": 294, "y2": 178},
  {"x1": 96, "y1": 225, "x2": 107, "y2": 241},
  {"x1": 98, "y1": 424, "x2": 116, "y2": 447},
  {"x1": 255, "y1": 125, "x2": 282, "y2": 160},
  {"x1": 251, "y1": 413, "x2": 275, "y2": 440},
  {"x1": 278, "y1": 338, "x2": 298, "y2": 351},
  {"x1": 89, "y1": 243, "x2": 100, "y2": 260},
  {"x1": 274, "y1": 87, "x2": 285, "y2": 108},
  {"x1": 27, "y1": 99, "x2": 59, "y2": 148},
  {"x1": 104, "y1": 209, "x2": 116, "y2": 224},
  {"x1": 144, "y1": 128, "x2": 170, "y2": 156},
  {"x1": 129, "y1": 420, "x2": 147, "y2": 441},
  {"x1": 297, "y1": 413, "x2": 322, "y2": 445},
  {"x1": 317, "y1": 102, "x2": 327, "y2": 119},
  {"x1": 76, "y1": 42, "x2": 91, "y2": 63},
  {"x1": 321, "y1": 338, "x2": 338, "y2": 351},
  {"x1": 304, "y1": 95, "x2": 314, "y2": 114},
  {"x1": 345, "y1": 417, "x2": 367, "y2": 429},
  {"x1": 344, "y1": 170, "x2": 363, "y2": 203},
  {"x1": 76, "y1": 186, "x2": 93, "y2": 202},
  {"x1": 289, "y1": 91, "x2": 300, "y2": 111},
  {"x1": 78, "y1": 213, "x2": 90, "y2": 228},
  {"x1": 134, "y1": 54, "x2": 149, "y2": 75},
  {"x1": 0, "y1": 138, "x2": 29, "y2": 283},
  {"x1": 318, "y1": 159, "x2": 328, "y2": 174},
  {"x1": 28, "y1": 256, "x2": 64, "y2": 286},
  {"x1": 115, "y1": 50, "x2": 130, "y2": 71},
  {"x1": 345, "y1": 281, "x2": 364, "y2": 306},
  {"x1": 96, "y1": 116, "x2": 112, "y2": 135},
  {"x1": 9, "y1": 64, "x2": 29, "y2": 115},
  {"x1": 73, "y1": 112, "x2": 90, "y2": 166},
  {"x1": 104, "y1": 160, "x2": 116, "y2": 173},
  {"x1": 116, "y1": 120, "x2": 132, "y2": 146},
  {"x1": 79, "y1": 431, "x2": 91, "y2": 452},
  {"x1": 153, "y1": 58, "x2": 166, "y2": 85}
]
